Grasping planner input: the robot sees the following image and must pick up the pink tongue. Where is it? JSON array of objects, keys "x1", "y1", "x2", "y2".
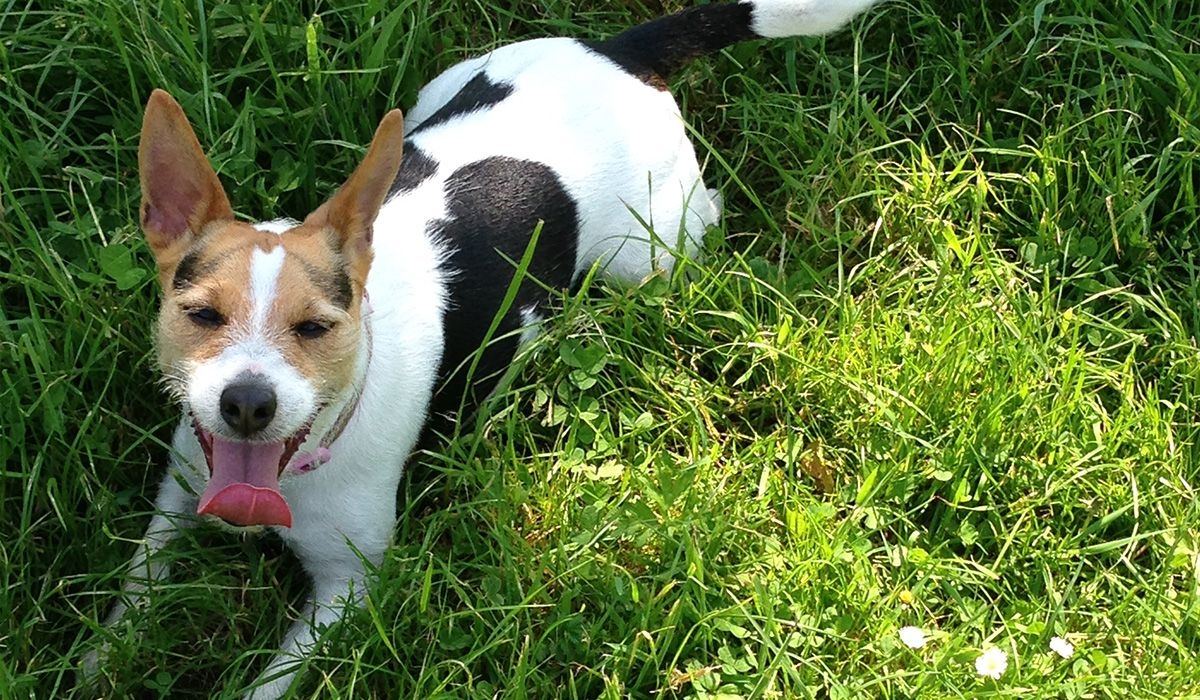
[{"x1": 197, "y1": 437, "x2": 293, "y2": 528}]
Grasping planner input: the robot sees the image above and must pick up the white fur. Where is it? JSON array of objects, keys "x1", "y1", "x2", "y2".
[
  {"x1": 749, "y1": 0, "x2": 879, "y2": 38},
  {"x1": 518, "y1": 306, "x2": 543, "y2": 348},
  {"x1": 407, "y1": 38, "x2": 721, "y2": 283},
  {"x1": 249, "y1": 247, "x2": 285, "y2": 330},
  {"x1": 254, "y1": 218, "x2": 298, "y2": 235},
  {"x1": 235, "y1": 199, "x2": 449, "y2": 699},
  {"x1": 187, "y1": 338, "x2": 316, "y2": 443},
  {"x1": 94, "y1": 1, "x2": 880, "y2": 697}
]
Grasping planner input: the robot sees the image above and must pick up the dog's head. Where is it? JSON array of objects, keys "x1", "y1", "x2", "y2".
[{"x1": 138, "y1": 90, "x2": 404, "y2": 529}]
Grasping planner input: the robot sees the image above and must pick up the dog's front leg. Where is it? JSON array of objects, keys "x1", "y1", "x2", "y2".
[
  {"x1": 243, "y1": 506, "x2": 389, "y2": 700},
  {"x1": 81, "y1": 465, "x2": 197, "y2": 678},
  {"x1": 242, "y1": 571, "x2": 367, "y2": 700}
]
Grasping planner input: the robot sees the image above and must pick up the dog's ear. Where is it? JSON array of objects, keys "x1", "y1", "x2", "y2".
[
  {"x1": 138, "y1": 89, "x2": 234, "y2": 273},
  {"x1": 304, "y1": 110, "x2": 405, "y2": 284}
]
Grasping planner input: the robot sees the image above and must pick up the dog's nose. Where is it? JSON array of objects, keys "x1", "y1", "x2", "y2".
[{"x1": 219, "y1": 382, "x2": 277, "y2": 436}]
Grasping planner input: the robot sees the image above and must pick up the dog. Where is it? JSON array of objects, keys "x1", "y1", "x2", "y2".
[{"x1": 87, "y1": 0, "x2": 879, "y2": 697}]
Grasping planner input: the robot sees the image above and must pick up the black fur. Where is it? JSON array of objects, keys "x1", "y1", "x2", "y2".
[
  {"x1": 171, "y1": 247, "x2": 226, "y2": 291},
  {"x1": 427, "y1": 157, "x2": 580, "y2": 425},
  {"x1": 329, "y1": 267, "x2": 354, "y2": 310},
  {"x1": 296, "y1": 257, "x2": 353, "y2": 311},
  {"x1": 172, "y1": 249, "x2": 204, "y2": 291},
  {"x1": 410, "y1": 73, "x2": 515, "y2": 134},
  {"x1": 585, "y1": 3, "x2": 758, "y2": 88},
  {"x1": 387, "y1": 142, "x2": 438, "y2": 198}
]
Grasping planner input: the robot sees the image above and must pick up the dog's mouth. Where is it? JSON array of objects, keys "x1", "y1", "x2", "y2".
[{"x1": 192, "y1": 420, "x2": 311, "y2": 529}]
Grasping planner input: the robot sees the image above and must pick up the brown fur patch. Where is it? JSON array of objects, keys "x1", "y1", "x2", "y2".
[{"x1": 155, "y1": 221, "x2": 365, "y2": 402}]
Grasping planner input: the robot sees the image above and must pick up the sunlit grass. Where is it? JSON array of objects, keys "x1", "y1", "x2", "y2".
[{"x1": 1, "y1": 0, "x2": 1197, "y2": 697}]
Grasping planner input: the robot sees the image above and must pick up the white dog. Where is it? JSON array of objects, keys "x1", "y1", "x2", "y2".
[{"x1": 88, "y1": 1, "x2": 879, "y2": 696}]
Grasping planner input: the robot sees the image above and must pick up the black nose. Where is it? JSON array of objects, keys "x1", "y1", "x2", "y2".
[{"x1": 219, "y1": 382, "x2": 277, "y2": 436}]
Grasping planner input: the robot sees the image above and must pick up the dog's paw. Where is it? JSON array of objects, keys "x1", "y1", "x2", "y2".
[
  {"x1": 77, "y1": 644, "x2": 112, "y2": 694},
  {"x1": 242, "y1": 665, "x2": 299, "y2": 700},
  {"x1": 707, "y1": 187, "x2": 724, "y2": 218}
]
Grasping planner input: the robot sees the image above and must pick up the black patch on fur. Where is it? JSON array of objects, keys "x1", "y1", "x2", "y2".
[
  {"x1": 172, "y1": 249, "x2": 204, "y2": 290},
  {"x1": 171, "y1": 247, "x2": 226, "y2": 291},
  {"x1": 409, "y1": 73, "x2": 514, "y2": 134},
  {"x1": 585, "y1": 3, "x2": 757, "y2": 88},
  {"x1": 425, "y1": 156, "x2": 579, "y2": 431},
  {"x1": 387, "y1": 142, "x2": 438, "y2": 197},
  {"x1": 296, "y1": 258, "x2": 354, "y2": 310},
  {"x1": 329, "y1": 266, "x2": 354, "y2": 310}
]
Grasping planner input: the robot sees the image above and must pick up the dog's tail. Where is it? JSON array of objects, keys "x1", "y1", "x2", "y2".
[{"x1": 591, "y1": 0, "x2": 879, "y2": 83}]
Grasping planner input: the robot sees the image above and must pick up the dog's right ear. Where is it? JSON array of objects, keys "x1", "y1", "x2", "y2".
[{"x1": 138, "y1": 89, "x2": 234, "y2": 273}]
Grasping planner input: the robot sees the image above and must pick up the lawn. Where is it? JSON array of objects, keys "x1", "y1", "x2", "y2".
[{"x1": 2, "y1": 0, "x2": 1198, "y2": 697}]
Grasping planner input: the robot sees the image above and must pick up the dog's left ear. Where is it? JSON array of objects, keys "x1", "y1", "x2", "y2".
[{"x1": 305, "y1": 110, "x2": 405, "y2": 285}]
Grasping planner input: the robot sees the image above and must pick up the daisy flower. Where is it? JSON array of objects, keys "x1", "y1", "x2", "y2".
[
  {"x1": 1049, "y1": 636, "x2": 1074, "y2": 659},
  {"x1": 898, "y1": 626, "x2": 927, "y2": 649},
  {"x1": 974, "y1": 646, "x2": 1008, "y2": 679}
]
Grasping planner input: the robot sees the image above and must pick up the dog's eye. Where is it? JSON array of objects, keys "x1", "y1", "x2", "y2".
[
  {"x1": 293, "y1": 320, "x2": 331, "y2": 339},
  {"x1": 187, "y1": 307, "x2": 225, "y2": 328}
]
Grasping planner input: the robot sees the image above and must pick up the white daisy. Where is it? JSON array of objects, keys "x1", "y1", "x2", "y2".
[
  {"x1": 898, "y1": 626, "x2": 927, "y2": 649},
  {"x1": 974, "y1": 646, "x2": 1008, "y2": 679},
  {"x1": 1049, "y1": 636, "x2": 1074, "y2": 659}
]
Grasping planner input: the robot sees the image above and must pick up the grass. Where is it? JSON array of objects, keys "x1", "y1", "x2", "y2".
[{"x1": 2, "y1": 0, "x2": 1199, "y2": 697}]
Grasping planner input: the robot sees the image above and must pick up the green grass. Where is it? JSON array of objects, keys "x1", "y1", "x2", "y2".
[{"x1": 2, "y1": 0, "x2": 1199, "y2": 697}]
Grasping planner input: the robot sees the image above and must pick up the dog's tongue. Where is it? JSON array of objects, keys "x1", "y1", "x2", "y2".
[{"x1": 197, "y1": 436, "x2": 292, "y2": 528}]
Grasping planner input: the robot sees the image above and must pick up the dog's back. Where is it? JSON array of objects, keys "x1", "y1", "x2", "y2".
[{"x1": 379, "y1": 0, "x2": 878, "y2": 421}]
